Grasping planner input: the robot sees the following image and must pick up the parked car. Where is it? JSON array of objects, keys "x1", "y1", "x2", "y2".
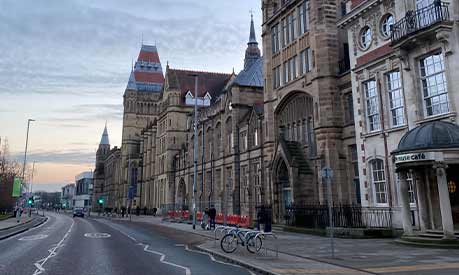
[{"x1": 73, "y1": 208, "x2": 84, "y2": 218}]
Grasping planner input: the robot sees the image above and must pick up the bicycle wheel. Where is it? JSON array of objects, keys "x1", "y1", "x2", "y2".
[
  {"x1": 220, "y1": 233, "x2": 238, "y2": 253},
  {"x1": 246, "y1": 235, "x2": 262, "y2": 253}
]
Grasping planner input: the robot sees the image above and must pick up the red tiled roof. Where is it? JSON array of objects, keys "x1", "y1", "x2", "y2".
[
  {"x1": 170, "y1": 69, "x2": 232, "y2": 99},
  {"x1": 134, "y1": 71, "x2": 165, "y2": 84},
  {"x1": 138, "y1": 51, "x2": 160, "y2": 63}
]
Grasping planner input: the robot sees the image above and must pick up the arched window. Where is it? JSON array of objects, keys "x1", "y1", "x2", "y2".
[
  {"x1": 370, "y1": 159, "x2": 387, "y2": 204},
  {"x1": 215, "y1": 123, "x2": 222, "y2": 157}
]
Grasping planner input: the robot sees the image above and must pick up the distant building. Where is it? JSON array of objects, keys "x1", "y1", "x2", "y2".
[
  {"x1": 61, "y1": 184, "x2": 75, "y2": 209},
  {"x1": 93, "y1": 126, "x2": 121, "y2": 211},
  {"x1": 74, "y1": 171, "x2": 93, "y2": 210}
]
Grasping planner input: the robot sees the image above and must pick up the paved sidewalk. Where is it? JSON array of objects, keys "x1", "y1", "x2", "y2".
[
  {"x1": 0, "y1": 215, "x2": 33, "y2": 231},
  {"x1": 97, "y1": 214, "x2": 459, "y2": 275}
]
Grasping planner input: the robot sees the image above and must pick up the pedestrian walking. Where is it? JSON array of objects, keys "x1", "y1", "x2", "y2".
[
  {"x1": 209, "y1": 205, "x2": 216, "y2": 230},
  {"x1": 201, "y1": 208, "x2": 210, "y2": 230},
  {"x1": 15, "y1": 206, "x2": 22, "y2": 223},
  {"x1": 121, "y1": 207, "x2": 126, "y2": 218},
  {"x1": 153, "y1": 207, "x2": 157, "y2": 216}
]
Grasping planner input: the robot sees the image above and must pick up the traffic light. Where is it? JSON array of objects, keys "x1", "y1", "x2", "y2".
[
  {"x1": 27, "y1": 197, "x2": 34, "y2": 206},
  {"x1": 98, "y1": 198, "x2": 104, "y2": 205}
]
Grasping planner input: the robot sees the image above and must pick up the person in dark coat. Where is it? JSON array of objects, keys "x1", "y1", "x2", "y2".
[{"x1": 209, "y1": 206, "x2": 217, "y2": 230}]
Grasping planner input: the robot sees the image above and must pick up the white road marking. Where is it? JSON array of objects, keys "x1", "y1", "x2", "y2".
[
  {"x1": 184, "y1": 245, "x2": 256, "y2": 275},
  {"x1": 18, "y1": 234, "x2": 48, "y2": 241},
  {"x1": 141, "y1": 244, "x2": 191, "y2": 275},
  {"x1": 93, "y1": 219, "x2": 191, "y2": 275},
  {"x1": 83, "y1": 233, "x2": 111, "y2": 239},
  {"x1": 32, "y1": 219, "x2": 74, "y2": 275}
]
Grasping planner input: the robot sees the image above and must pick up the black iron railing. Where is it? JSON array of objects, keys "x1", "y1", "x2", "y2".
[
  {"x1": 285, "y1": 204, "x2": 392, "y2": 229},
  {"x1": 391, "y1": 1, "x2": 450, "y2": 44}
]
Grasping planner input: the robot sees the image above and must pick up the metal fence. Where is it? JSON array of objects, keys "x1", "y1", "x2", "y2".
[
  {"x1": 391, "y1": 1, "x2": 450, "y2": 43},
  {"x1": 285, "y1": 204, "x2": 392, "y2": 229}
]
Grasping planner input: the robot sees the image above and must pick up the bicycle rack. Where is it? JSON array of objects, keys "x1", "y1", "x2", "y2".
[
  {"x1": 214, "y1": 226, "x2": 236, "y2": 247},
  {"x1": 254, "y1": 232, "x2": 278, "y2": 258}
]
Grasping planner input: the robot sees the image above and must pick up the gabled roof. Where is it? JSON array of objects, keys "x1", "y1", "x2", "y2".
[
  {"x1": 234, "y1": 57, "x2": 264, "y2": 88},
  {"x1": 166, "y1": 69, "x2": 232, "y2": 103},
  {"x1": 126, "y1": 44, "x2": 165, "y2": 93},
  {"x1": 137, "y1": 45, "x2": 161, "y2": 63}
]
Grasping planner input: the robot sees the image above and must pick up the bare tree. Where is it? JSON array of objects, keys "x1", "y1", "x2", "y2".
[{"x1": 0, "y1": 137, "x2": 22, "y2": 179}]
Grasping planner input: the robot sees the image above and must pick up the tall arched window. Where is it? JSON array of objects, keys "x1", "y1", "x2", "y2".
[
  {"x1": 215, "y1": 122, "x2": 222, "y2": 157},
  {"x1": 371, "y1": 159, "x2": 387, "y2": 204}
]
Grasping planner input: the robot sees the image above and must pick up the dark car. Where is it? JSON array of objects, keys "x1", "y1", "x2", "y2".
[{"x1": 73, "y1": 208, "x2": 84, "y2": 218}]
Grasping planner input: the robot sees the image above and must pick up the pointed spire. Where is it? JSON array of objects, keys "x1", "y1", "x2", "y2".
[
  {"x1": 244, "y1": 13, "x2": 261, "y2": 70},
  {"x1": 248, "y1": 12, "x2": 257, "y2": 45},
  {"x1": 100, "y1": 125, "x2": 109, "y2": 145}
]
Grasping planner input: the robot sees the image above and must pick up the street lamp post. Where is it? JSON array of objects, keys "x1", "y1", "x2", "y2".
[
  {"x1": 185, "y1": 75, "x2": 211, "y2": 230},
  {"x1": 21, "y1": 119, "x2": 35, "y2": 198}
]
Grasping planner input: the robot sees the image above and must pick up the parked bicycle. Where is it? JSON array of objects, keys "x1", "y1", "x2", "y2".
[{"x1": 220, "y1": 227, "x2": 262, "y2": 254}]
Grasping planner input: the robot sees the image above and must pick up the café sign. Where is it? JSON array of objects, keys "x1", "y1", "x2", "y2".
[{"x1": 395, "y1": 152, "x2": 436, "y2": 164}]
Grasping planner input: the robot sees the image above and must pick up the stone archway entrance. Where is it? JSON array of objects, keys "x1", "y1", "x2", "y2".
[
  {"x1": 274, "y1": 159, "x2": 292, "y2": 223},
  {"x1": 177, "y1": 179, "x2": 187, "y2": 210}
]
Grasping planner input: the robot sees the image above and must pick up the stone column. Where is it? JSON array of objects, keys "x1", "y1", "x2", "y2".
[
  {"x1": 398, "y1": 171, "x2": 413, "y2": 236},
  {"x1": 435, "y1": 163, "x2": 456, "y2": 239},
  {"x1": 414, "y1": 170, "x2": 428, "y2": 231}
]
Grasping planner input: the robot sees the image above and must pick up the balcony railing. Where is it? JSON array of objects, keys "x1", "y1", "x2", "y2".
[{"x1": 391, "y1": 1, "x2": 450, "y2": 44}]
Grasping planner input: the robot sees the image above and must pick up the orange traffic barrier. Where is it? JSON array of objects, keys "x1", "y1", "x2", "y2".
[
  {"x1": 196, "y1": 211, "x2": 203, "y2": 221},
  {"x1": 216, "y1": 213, "x2": 224, "y2": 224},
  {"x1": 182, "y1": 210, "x2": 190, "y2": 219},
  {"x1": 238, "y1": 215, "x2": 250, "y2": 227}
]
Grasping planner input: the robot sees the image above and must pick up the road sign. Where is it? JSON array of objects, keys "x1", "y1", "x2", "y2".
[{"x1": 321, "y1": 167, "x2": 333, "y2": 179}]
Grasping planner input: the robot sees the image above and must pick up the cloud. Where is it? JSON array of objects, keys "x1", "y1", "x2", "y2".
[
  {"x1": 0, "y1": 0, "x2": 253, "y2": 96},
  {"x1": 11, "y1": 150, "x2": 95, "y2": 165}
]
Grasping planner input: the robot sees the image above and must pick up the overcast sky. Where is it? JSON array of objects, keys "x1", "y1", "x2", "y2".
[{"x1": 0, "y1": 0, "x2": 262, "y2": 192}]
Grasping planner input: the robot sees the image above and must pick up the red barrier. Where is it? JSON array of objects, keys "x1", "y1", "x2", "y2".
[
  {"x1": 216, "y1": 213, "x2": 224, "y2": 224},
  {"x1": 196, "y1": 211, "x2": 203, "y2": 221},
  {"x1": 226, "y1": 215, "x2": 233, "y2": 225},
  {"x1": 167, "y1": 210, "x2": 174, "y2": 219},
  {"x1": 175, "y1": 210, "x2": 182, "y2": 220},
  {"x1": 182, "y1": 210, "x2": 190, "y2": 219},
  {"x1": 238, "y1": 215, "x2": 250, "y2": 227}
]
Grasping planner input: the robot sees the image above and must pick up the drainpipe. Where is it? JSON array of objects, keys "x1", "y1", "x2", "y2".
[{"x1": 377, "y1": 78, "x2": 394, "y2": 209}]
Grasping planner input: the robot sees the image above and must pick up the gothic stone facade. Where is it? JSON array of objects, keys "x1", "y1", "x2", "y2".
[{"x1": 262, "y1": 0, "x2": 357, "y2": 221}]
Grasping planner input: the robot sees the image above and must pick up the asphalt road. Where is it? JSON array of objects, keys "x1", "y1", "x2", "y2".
[{"x1": 0, "y1": 212, "x2": 252, "y2": 275}]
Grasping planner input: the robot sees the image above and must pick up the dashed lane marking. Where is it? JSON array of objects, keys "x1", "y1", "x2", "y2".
[
  {"x1": 32, "y1": 219, "x2": 74, "y2": 275},
  {"x1": 18, "y1": 234, "x2": 48, "y2": 241},
  {"x1": 83, "y1": 233, "x2": 111, "y2": 239}
]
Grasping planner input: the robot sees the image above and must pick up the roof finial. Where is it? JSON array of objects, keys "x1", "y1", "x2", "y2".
[
  {"x1": 248, "y1": 10, "x2": 257, "y2": 44},
  {"x1": 141, "y1": 33, "x2": 144, "y2": 45},
  {"x1": 131, "y1": 58, "x2": 134, "y2": 72}
]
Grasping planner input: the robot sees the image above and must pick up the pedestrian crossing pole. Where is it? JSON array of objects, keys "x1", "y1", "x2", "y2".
[{"x1": 321, "y1": 167, "x2": 335, "y2": 258}]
